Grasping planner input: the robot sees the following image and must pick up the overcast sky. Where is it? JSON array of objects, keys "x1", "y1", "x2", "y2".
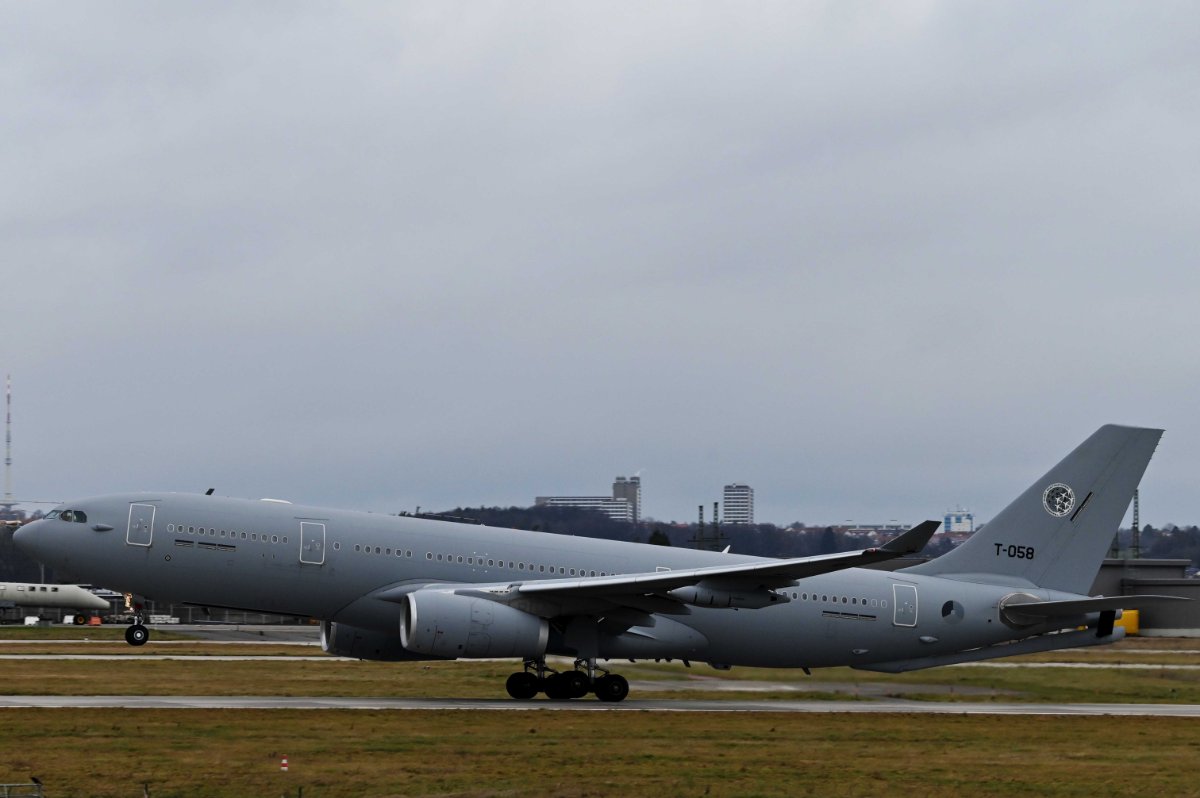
[{"x1": 3, "y1": 3, "x2": 1198, "y2": 528}]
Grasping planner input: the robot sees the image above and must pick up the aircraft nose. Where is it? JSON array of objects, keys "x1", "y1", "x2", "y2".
[{"x1": 12, "y1": 520, "x2": 42, "y2": 556}]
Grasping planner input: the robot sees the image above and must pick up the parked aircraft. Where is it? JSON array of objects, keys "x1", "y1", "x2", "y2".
[
  {"x1": 0, "y1": 582, "x2": 110, "y2": 613},
  {"x1": 13, "y1": 425, "x2": 1182, "y2": 700}
]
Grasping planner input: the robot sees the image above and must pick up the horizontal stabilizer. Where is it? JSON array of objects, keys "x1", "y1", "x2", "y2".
[{"x1": 1001, "y1": 594, "x2": 1188, "y2": 626}]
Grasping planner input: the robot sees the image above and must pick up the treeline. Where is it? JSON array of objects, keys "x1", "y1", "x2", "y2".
[
  {"x1": 1113, "y1": 526, "x2": 1200, "y2": 565},
  {"x1": 434, "y1": 506, "x2": 960, "y2": 559}
]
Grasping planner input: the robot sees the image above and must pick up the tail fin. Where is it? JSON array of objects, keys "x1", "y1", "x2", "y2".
[{"x1": 908, "y1": 425, "x2": 1162, "y2": 594}]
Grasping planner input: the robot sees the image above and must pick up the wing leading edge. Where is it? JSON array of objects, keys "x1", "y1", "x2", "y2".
[{"x1": 510, "y1": 519, "x2": 939, "y2": 605}]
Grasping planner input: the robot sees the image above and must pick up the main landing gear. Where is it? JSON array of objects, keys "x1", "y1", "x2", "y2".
[{"x1": 505, "y1": 658, "x2": 630, "y2": 703}]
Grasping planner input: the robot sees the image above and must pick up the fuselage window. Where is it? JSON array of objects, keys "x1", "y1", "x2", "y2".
[
  {"x1": 405, "y1": 550, "x2": 412, "y2": 558},
  {"x1": 436, "y1": 554, "x2": 443, "y2": 561},
  {"x1": 333, "y1": 542, "x2": 341, "y2": 551},
  {"x1": 220, "y1": 530, "x2": 226, "y2": 537},
  {"x1": 851, "y1": 598, "x2": 857, "y2": 605},
  {"x1": 589, "y1": 571, "x2": 596, "y2": 577},
  {"x1": 241, "y1": 532, "x2": 247, "y2": 539},
  {"x1": 252, "y1": 533, "x2": 258, "y2": 541},
  {"x1": 539, "y1": 565, "x2": 545, "y2": 572},
  {"x1": 488, "y1": 559, "x2": 494, "y2": 566},
  {"x1": 569, "y1": 569, "x2": 576, "y2": 576},
  {"x1": 426, "y1": 553, "x2": 432, "y2": 560},
  {"x1": 354, "y1": 545, "x2": 361, "y2": 552},
  {"x1": 457, "y1": 556, "x2": 464, "y2": 564},
  {"x1": 167, "y1": 524, "x2": 175, "y2": 533},
  {"x1": 209, "y1": 529, "x2": 216, "y2": 537},
  {"x1": 273, "y1": 536, "x2": 279, "y2": 544},
  {"x1": 282, "y1": 536, "x2": 288, "y2": 544},
  {"x1": 822, "y1": 595, "x2": 828, "y2": 602},
  {"x1": 374, "y1": 547, "x2": 380, "y2": 554},
  {"x1": 386, "y1": 548, "x2": 392, "y2": 555}
]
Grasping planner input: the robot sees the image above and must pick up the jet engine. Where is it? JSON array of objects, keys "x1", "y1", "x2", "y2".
[
  {"x1": 399, "y1": 590, "x2": 549, "y2": 659},
  {"x1": 321, "y1": 621, "x2": 442, "y2": 662}
]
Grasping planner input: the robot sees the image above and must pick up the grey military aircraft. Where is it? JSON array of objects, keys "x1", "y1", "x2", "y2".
[{"x1": 13, "y1": 424, "x2": 1183, "y2": 701}]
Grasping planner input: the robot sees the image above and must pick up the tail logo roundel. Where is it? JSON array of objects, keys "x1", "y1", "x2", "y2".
[{"x1": 1042, "y1": 483, "x2": 1075, "y2": 517}]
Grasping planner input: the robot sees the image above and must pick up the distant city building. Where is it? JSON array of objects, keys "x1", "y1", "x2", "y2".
[
  {"x1": 722, "y1": 483, "x2": 754, "y2": 525},
  {"x1": 943, "y1": 508, "x2": 974, "y2": 533},
  {"x1": 534, "y1": 495, "x2": 633, "y2": 522},
  {"x1": 535, "y1": 474, "x2": 642, "y2": 523},
  {"x1": 612, "y1": 476, "x2": 641, "y2": 523}
]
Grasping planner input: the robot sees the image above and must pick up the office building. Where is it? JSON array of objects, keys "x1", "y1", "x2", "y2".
[
  {"x1": 722, "y1": 483, "x2": 754, "y2": 525},
  {"x1": 612, "y1": 476, "x2": 641, "y2": 523}
]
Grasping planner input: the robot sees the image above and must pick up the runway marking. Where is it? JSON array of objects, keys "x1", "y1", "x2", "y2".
[
  {"x1": 2, "y1": 695, "x2": 1200, "y2": 716},
  {"x1": 0, "y1": 654, "x2": 335, "y2": 661},
  {"x1": 0, "y1": 654, "x2": 1195, "y2": 669}
]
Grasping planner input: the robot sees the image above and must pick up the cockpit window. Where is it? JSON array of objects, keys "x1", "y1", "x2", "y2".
[
  {"x1": 60, "y1": 510, "x2": 74, "y2": 522},
  {"x1": 45, "y1": 510, "x2": 60, "y2": 520},
  {"x1": 58, "y1": 510, "x2": 87, "y2": 523}
]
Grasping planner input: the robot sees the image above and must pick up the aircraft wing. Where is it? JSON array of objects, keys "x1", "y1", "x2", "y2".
[
  {"x1": 380, "y1": 521, "x2": 937, "y2": 619},
  {"x1": 514, "y1": 519, "x2": 938, "y2": 599}
]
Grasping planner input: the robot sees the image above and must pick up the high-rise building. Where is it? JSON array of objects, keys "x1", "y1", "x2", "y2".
[
  {"x1": 612, "y1": 476, "x2": 641, "y2": 523},
  {"x1": 722, "y1": 483, "x2": 754, "y2": 525},
  {"x1": 943, "y1": 508, "x2": 974, "y2": 533}
]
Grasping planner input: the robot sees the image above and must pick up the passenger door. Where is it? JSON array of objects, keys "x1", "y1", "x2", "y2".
[{"x1": 126, "y1": 503, "x2": 155, "y2": 547}]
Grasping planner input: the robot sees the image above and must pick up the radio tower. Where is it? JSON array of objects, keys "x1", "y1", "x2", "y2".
[{"x1": 2, "y1": 374, "x2": 12, "y2": 512}]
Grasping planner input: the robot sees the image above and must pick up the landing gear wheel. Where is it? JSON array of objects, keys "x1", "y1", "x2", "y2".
[
  {"x1": 73, "y1": 614, "x2": 86, "y2": 626},
  {"x1": 505, "y1": 671, "x2": 540, "y2": 700},
  {"x1": 561, "y1": 670, "x2": 590, "y2": 699},
  {"x1": 542, "y1": 673, "x2": 571, "y2": 700},
  {"x1": 125, "y1": 624, "x2": 149, "y2": 647},
  {"x1": 594, "y1": 674, "x2": 629, "y2": 702}
]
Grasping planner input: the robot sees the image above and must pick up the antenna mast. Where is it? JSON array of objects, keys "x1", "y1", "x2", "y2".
[{"x1": 3, "y1": 374, "x2": 11, "y2": 507}]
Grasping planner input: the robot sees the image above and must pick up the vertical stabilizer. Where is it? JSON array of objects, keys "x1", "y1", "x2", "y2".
[{"x1": 908, "y1": 425, "x2": 1162, "y2": 594}]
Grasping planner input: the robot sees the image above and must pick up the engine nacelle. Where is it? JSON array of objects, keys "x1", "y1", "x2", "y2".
[
  {"x1": 321, "y1": 621, "x2": 443, "y2": 662},
  {"x1": 399, "y1": 590, "x2": 549, "y2": 659},
  {"x1": 667, "y1": 581, "x2": 789, "y2": 609}
]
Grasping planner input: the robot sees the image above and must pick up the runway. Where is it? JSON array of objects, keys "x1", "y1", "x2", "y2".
[{"x1": 3, "y1": 694, "x2": 1200, "y2": 716}]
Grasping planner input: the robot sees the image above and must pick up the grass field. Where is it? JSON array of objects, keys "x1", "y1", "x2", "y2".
[
  {"x1": 1, "y1": 629, "x2": 1199, "y2": 796},
  {"x1": 3, "y1": 709, "x2": 1199, "y2": 797}
]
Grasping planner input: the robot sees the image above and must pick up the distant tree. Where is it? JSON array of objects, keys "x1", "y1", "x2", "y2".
[
  {"x1": 648, "y1": 528, "x2": 671, "y2": 546},
  {"x1": 819, "y1": 526, "x2": 838, "y2": 555}
]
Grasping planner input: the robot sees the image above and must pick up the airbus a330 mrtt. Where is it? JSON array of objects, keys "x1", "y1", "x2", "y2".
[{"x1": 14, "y1": 424, "x2": 1182, "y2": 701}]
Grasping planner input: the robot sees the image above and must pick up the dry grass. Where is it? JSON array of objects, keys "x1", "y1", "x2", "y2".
[{"x1": 1, "y1": 709, "x2": 1198, "y2": 797}]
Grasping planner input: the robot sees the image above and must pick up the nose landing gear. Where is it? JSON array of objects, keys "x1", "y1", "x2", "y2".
[
  {"x1": 504, "y1": 658, "x2": 630, "y2": 702},
  {"x1": 123, "y1": 595, "x2": 149, "y2": 646}
]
